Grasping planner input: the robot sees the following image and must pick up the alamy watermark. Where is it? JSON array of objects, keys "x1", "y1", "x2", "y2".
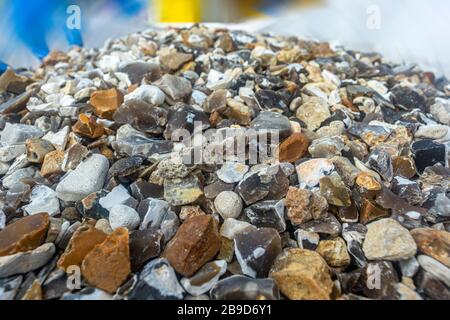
[{"x1": 66, "y1": 5, "x2": 81, "y2": 30}]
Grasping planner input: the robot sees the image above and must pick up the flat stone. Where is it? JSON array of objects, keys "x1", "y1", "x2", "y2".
[
  {"x1": 269, "y1": 248, "x2": 334, "y2": 300},
  {"x1": 244, "y1": 200, "x2": 286, "y2": 232},
  {"x1": 234, "y1": 227, "x2": 282, "y2": 278},
  {"x1": 130, "y1": 179, "x2": 164, "y2": 201},
  {"x1": 1, "y1": 123, "x2": 43, "y2": 146},
  {"x1": 155, "y1": 74, "x2": 192, "y2": 101},
  {"x1": 163, "y1": 175, "x2": 203, "y2": 206},
  {"x1": 363, "y1": 218, "x2": 417, "y2": 261},
  {"x1": 430, "y1": 100, "x2": 450, "y2": 125},
  {"x1": 276, "y1": 132, "x2": 310, "y2": 163},
  {"x1": 181, "y1": 260, "x2": 227, "y2": 296},
  {"x1": 0, "y1": 243, "x2": 55, "y2": 278},
  {"x1": 81, "y1": 228, "x2": 131, "y2": 293},
  {"x1": 392, "y1": 156, "x2": 417, "y2": 179},
  {"x1": 3, "y1": 167, "x2": 35, "y2": 189},
  {"x1": 0, "y1": 213, "x2": 50, "y2": 257},
  {"x1": 162, "y1": 215, "x2": 221, "y2": 277},
  {"x1": 316, "y1": 237, "x2": 351, "y2": 268},
  {"x1": 77, "y1": 190, "x2": 110, "y2": 220},
  {"x1": 220, "y1": 218, "x2": 255, "y2": 240},
  {"x1": 56, "y1": 154, "x2": 109, "y2": 202},
  {"x1": 42, "y1": 126, "x2": 70, "y2": 151},
  {"x1": 129, "y1": 229, "x2": 163, "y2": 271},
  {"x1": 217, "y1": 162, "x2": 249, "y2": 183},
  {"x1": 411, "y1": 228, "x2": 450, "y2": 267},
  {"x1": 128, "y1": 258, "x2": 185, "y2": 300},
  {"x1": 210, "y1": 275, "x2": 280, "y2": 300},
  {"x1": 359, "y1": 199, "x2": 390, "y2": 225},
  {"x1": 163, "y1": 103, "x2": 210, "y2": 139},
  {"x1": 0, "y1": 145, "x2": 26, "y2": 162},
  {"x1": 57, "y1": 225, "x2": 107, "y2": 271},
  {"x1": 159, "y1": 47, "x2": 193, "y2": 71},
  {"x1": 214, "y1": 191, "x2": 243, "y2": 219},
  {"x1": 367, "y1": 149, "x2": 394, "y2": 182},
  {"x1": 359, "y1": 261, "x2": 399, "y2": 299},
  {"x1": 250, "y1": 111, "x2": 292, "y2": 140},
  {"x1": 298, "y1": 213, "x2": 342, "y2": 237},
  {"x1": 0, "y1": 275, "x2": 22, "y2": 300},
  {"x1": 23, "y1": 185, "x2": 60, "y2": 216},
  {"x1": 124, "y1": 84, "x2": 165, "y2": 106},
  {"x1": 309, "y1": 136, "x2": 345, "y2": 158},
  {"x1": 319, "y1": 173, "x2": 352, "y2": 207},
  {"x1": 295, "y1": 229, "x2": 320, "y2": 250},
  {"x1": 109, "y1": 205, "x2": 140, "y2": 231},
  {"x1": 90, "y1": 88, "x2": 123, "y2": 120},
  {"x1": 204, "y1": 89, "x2": 227, "y2": 113}
]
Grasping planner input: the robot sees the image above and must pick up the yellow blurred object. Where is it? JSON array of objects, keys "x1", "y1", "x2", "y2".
[{"x1": 155, "y1": 0, "x2": 201, "y2": 23}]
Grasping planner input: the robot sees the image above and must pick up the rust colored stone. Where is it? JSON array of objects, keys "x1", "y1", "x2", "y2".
[
  {"x1": 0, "y1": 213, "x2": 50, "y2": 257},
  {"x1": 359, "y1": 198, "x2": 390, "y2": 225},
  {"x1": 411, "y1": 228, "x2": 450, "y2": 268},
  {"x1": 57, "y1": 225, "x2": 107, "y2": 271},
  {"x1": 277, "y1": 132, "x2": 309, "y2": 163},
  {"x1": 40, "y1": 150, "x2": 65, "y2": 177},
  {"x1": 392, "y1": 156, "x2": 417, "y2": 179},
  {"x1": 162, "y1": 215, "x2": 221, "y2": 277},
  {"x1": 72, "y1": 114, "x2": 104, "y2": 139},
  {"x1": 81, "y1": 227, "x2": 131, "y2": 293},
  {"x1": 90, "y1": 88, "x2": 123, "y2": 120}
]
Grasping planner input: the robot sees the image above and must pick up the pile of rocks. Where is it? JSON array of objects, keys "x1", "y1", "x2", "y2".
[{"x1": 0, "y1": 25, "x2": 449, "y2": 300}]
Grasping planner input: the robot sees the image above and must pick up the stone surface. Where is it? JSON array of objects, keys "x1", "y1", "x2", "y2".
[
  {"x1": 276, "y1": 132, "x2": 309, "y2": 163},
  {"x1": 129, "y1": 229, "x2": 163, "y2": 271},
  {"x1": 217, "y1": 162, "x2": 249, "y2": 183},
  {"x1": 181, "y1": 260, "x2": 227, "y2": 296},
  {"x1": 0, "y1": 213, "x2": 50, "y2": 257},
  {"x1": 90, "y1": 88, "x2": 123, "y2": 120},
  {"x1": 1, "y1": 123, "x2": 43, "y2": 146},
  {"x1": 108, "y1": 205, "x2": 140, "y2": 230},
  {"x1": 411, "y1": 228, "x2": 450, "y2": 267},
  {"x1": 210, "y1": 275, "x2": 280, "y2": 300},
  {"x1": 316, "y1": 237, "x2": 351, "y2": 268},
  {"x1": 244, "y1": 200, "x2": 286, "y2": 232},
  {"x1": 81, "y1": 228, "x2": 131, "y2": 293},
  {"x1": 319, "y1": 173, "x2": 352, "y2": 207},
  {"x1": 411, "y1": 139, "x2": 447, "y2": 173},
  {"x1": 163, "y1": 175, "x2": 203, "y2": 206},
  {"x1": 214, "y1": 191, "x2": 243, "y2": 219},
  {"x1": 296, "y1": 158, "x2": 335, "y2": 188},
  {"x1": 162, "y1": 215, "x2": 221, "y2": 277},
  {"x1": 23, "y1": 185, "x2": 60, "y2": 216},
  {"x1": 296, "y1": 97, "x2": 331, "y2": 131},
  {"x1": 285, "y1": 187, "x2": 328, "y2": 225},
  {"x1": 269, "y1": 248, "x2": 334, "y2": 300},
  {"x1": 25, "y1": 138, "x2": 54, "y2": 163},
  {"x1": 363, "y1": 218, "x2": 417, "y2": 261}
]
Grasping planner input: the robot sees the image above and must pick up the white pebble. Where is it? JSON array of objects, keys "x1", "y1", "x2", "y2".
[
  {"x1": 109, "y1": 204, "x2": 140, "y2": 230},
  {"x1": 214, "y1": 191, "x2": 243, "y2": 219}
]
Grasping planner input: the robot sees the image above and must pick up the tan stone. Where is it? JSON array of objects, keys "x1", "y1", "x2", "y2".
[
  {"x1": 90, "y1": 88, "x2": 123, "y2": 120},
  {"x1": 269, "y1": 248, "x2": 334, "y2": 300},
  {"x1": 411, "y1": 228, "x2": 450, "y2": 267},
  {"x1": 72, "y1": 114, "x2": 104, "y2": 139},
  {"x1": 276, "y1": 132, "x2": 309, "y2": 163},
  {"x1": 57, "y1": 225, "x2": 107, "y2": 271},
  {"x1": 316, "y1": 237, "x2": 351, "y2": 268},
  {"x1": 163, "y1": 215, "x2": 221, "y2": 277},
  {"x1": 0, "y1": 213, "x2": 50, "y2": 257},
  {"x1": 159, "y1": 47, "x2": 193, "y2": 71},
  {"x1": 25, "y1": 138, "x2": 55, "y2": 163},
  {"x1": 40, "y1": 150, "x2": 65, "y2": 177},
  {"x1": 21, "y1": 280, "x2": 42, "y2": 300},
  {"x1": 81, "y1": 228, "x2": 131, "y2": 293},
  {"x1": 285, "y1": 187, "x2": 328, "y2": 225}
]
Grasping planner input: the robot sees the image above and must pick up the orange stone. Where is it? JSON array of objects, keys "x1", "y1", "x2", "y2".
[
  {"x1": 43, "y1": 50, "x2": 69, "y2": 66},
  {"x1": 276, "y1": 133, "x2": 309, "y2": 163},
  {"x1": 81, "y1": 228, "x2": 131, "y2": 293},
  {"x1": 162, "y1": 215, "x2": 221, "y2": 277},
  {"x1": 392, "y1": 156, "x2": 417, "y2": 179},
  {"x1": 40, "y1": 150, "x2": 65, "y2": 177},
  {"x1": 57, "y1": 225, "x2": 107, "y2": 271},
  {"x1": 72, "y1": 114, "x2": 104, "y2": 139},
  {"x1": 411, "y1": 228, "x2": 450, "y2": 268},
  {"x1": 90, "y1": 88, "x2": 123, "y2": 120},
  {"x1": 359, "y1": 198, "x2": 390, "y2": 225},
  {"x1": 0, "y1": 213, "x2": 50, "y2": 257}
]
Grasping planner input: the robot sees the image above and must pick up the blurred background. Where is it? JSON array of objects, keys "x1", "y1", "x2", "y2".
[{"x1": 0, "y1": 0, "x2": 449, "y2": 76}]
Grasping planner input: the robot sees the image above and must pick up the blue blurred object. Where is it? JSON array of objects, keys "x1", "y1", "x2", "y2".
[{"x1": 0, "y1": 60, "x2": 7, "y2": 74}]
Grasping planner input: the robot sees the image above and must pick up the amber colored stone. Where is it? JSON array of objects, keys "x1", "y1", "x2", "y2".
[
  {"x1": 81, "y1": 227, "x2": 131, "y2": 293},
  {"x1": 21, "y1": 280, "x2": 42, "y2": 300},
  {"x1": 57, "y1": 225, "x2": 107, "y2": 271},
  {"x1": 40, "y1": 150, "x2": 65, "y2": 177},
  {"x1": 355, "y1": 172, "x2": 382, "y2": 199},
  {"x1": 276, "y1": 132, "x2": 309, "y2": 163},
  {"x1": 72, "y1": 114, "x2": 104, "y2": 139},
  {"x1": 359, "y1": 198, "x2": 390, "y2": 225},
  {"x1": 90, "y1": 88, "x2": 123, "y2": 120},
  {"x1": 162, "y1": 215, "x2": 221, "y2": 277},
  {"x1": 43, "y1": 50, "x2": 69, "y2": 66},
  {"x1": 0, "y1": 213, "x2": 50, "y2": 257},
  {"x1": 411, "y1": 228, "x2": 450, "y2": 268},
  {"x1": 392, "y1": 156, "x2": 417, "y2": 179}
]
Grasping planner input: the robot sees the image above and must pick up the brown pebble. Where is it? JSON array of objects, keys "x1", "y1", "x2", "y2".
[
  {"x1": 276, "y1": 132, "x2": 310, "y2": 163},
  {"x1": 90, "y1": 88, "x2": 123, "y2": 120}
]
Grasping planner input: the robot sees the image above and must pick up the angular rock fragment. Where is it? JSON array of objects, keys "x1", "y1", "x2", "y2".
[
  {"x1": 411, "y1": 228, "x2": 450, "y2": 267},
  {"x1": 129, "y1": 229, "x2": 163, "y2": 271},
  {"x1": 90, "y1": 88, "x2": 123, "y2": 120},
  {"x1": 316, "y1": 237, "x2": 351, "y2": 268},
  {"x1": 210, "y1": 275, "x2": 280, "y2": 300},
  {"x1": 181, "y1": 260, "x2": 227, "y2": 296},
  {"x1": 244, "y1": 200, "x2": 286, "y2": 232}
]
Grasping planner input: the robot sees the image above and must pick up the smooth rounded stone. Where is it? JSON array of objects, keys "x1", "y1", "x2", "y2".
[
  {"x1": 234, "y1": 227, "x2": 282, "y2": 278},
  {"x1": 220, "y1": 218, "x2": 255, "y2": 240},
  {"x1": 296, "y1": 158, "x2": 335, "y2": 189},
  {"x1": 430, "y1": 100, "x2": 450, "y2": 125},
  {"x1": 113, "y1": 99, "x2": 168, "y2": 135},
  {"x1": 2, "y1": 167, "x2": 35, "y2": 189},
  {"x1": 108, "y1": 205, "x2": 140, "y2": 231},
  {"x1": 0, "y1": 123, "x2": 43, "y2": 146},
  {"x1": 363, "y1": 218, "x2": 417, "y2": 261},
  {"x1": 124, "y1": 85, "x2": 165, "y2": 106},
  {"x1": 210, "y1": 275, "x2": 280, "y2": 300},
  {"x1": 295, "y1": 229, "x2": 320, "y2": 250},
  {"x1": 61, "y1": 287, "x2": 113, "y2": 300},
  {"x1": 411, "y1": 228, "x2": 450, "y2": 267},
  {"x1": 417, "y1": 255, "x2": 450, "y2": 287},
  {"x1": 163, "y1": 175, "x2": 203, "y2": 206},
  {"x1": 244, "y1": 200, "x2": 286, "y2": 232},
  {"x1": 285, "y1": 187, "x2": 328, "y2": 225},
  {"x1": 204, "y1": 180, "x2": 235, "y2": 199},
  {"x1": 250, "y1": 111, "x2": 292, "y2": 140},
  {"x1": 77, "y1": 190, "x2": 110, "y2": 220},
  {"x1": 217, "y1": 162, "x2": 249, "y2": 183},
  {"x1": 319, "y1": 172, "x2": 352, "y2": 207},
  {"x1": 137, "y1": 198, "x2": 179, "y2": 243},
  {"x1": 0, "y1": 275, "x2": 23, "y2": 300},
  {"x1": 308, "y1": 136, "x2": 345, "y2": 158},
  {"x1": 162, "y1": 215, "x2": 221, "y2": 277},
  {"x1": 411, "y1": 139, "x2": 447, "y2": 173},
  {"x1": 25, "y1": 138, "x2": 54, "y2": 164},
  {"x1": 155, "y1": 74, "x2": 192, "y2": 101},
  {"x1": 23, "y1": 185, "x2": 60, "y2": 216},
  {"x1": 99, "y1": 185, "x2": 138, "y2": 212},
  {"x1": 128, "y1": 258, "x2": 185, "y2": 300},
  {"x1": 181, "y1": 260, "x2": 227, "y2": 296},
  {"x1": 129, "y1": 229, "x2": 163, "y2": 272},
  {"x1": 276, "y1": 132, "x2": 310, "y2": 163},
  {"x1": 316, "y1": 237, "x2": 351, "y2": 268},
  {"x1": 57, "y1": 225, "x2": 107, "y2": 271},
  {"x1": 163, "y1": 103, "x2": 210, "y2": 140},
  {"x1": 0, "y1": 243, "x2": 55, "y2": 278},
  {"x1": 56, "y1": 154, "x2": 109, "y2": 202},
  {"x1": 214, "y1": 191, "x2": 242, "y2": 219},
  {"x1": 95, "y1": 219, "x2": 113, "y2": 235},
  {"x1": 298, "y1": 213, "x2": 342, "y2": 237},
  {"x1": 296, "y1": 97, "x2": 331, "y2": 131},
  {"x1": 81, "y1": 228, "x2": 131, "y2": 294},
  {"x1": 0, "y1": 145, "x2": 26, "y2": 162},
  {"x1": 415, "y1": 124, "x2": 449, "y2": 140},
  {"x1": 358, "y1": 261, "x2": 399, "y2": 299},
  {"x1": 269, "y1": 248, "x2": 334, "y2": 300},
  {"x1": 0, "y1": 213, "x2": 50, "y2": 257},
  {"x1": 130, "y1": 179, "x2": 164, "y2": 201}
]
